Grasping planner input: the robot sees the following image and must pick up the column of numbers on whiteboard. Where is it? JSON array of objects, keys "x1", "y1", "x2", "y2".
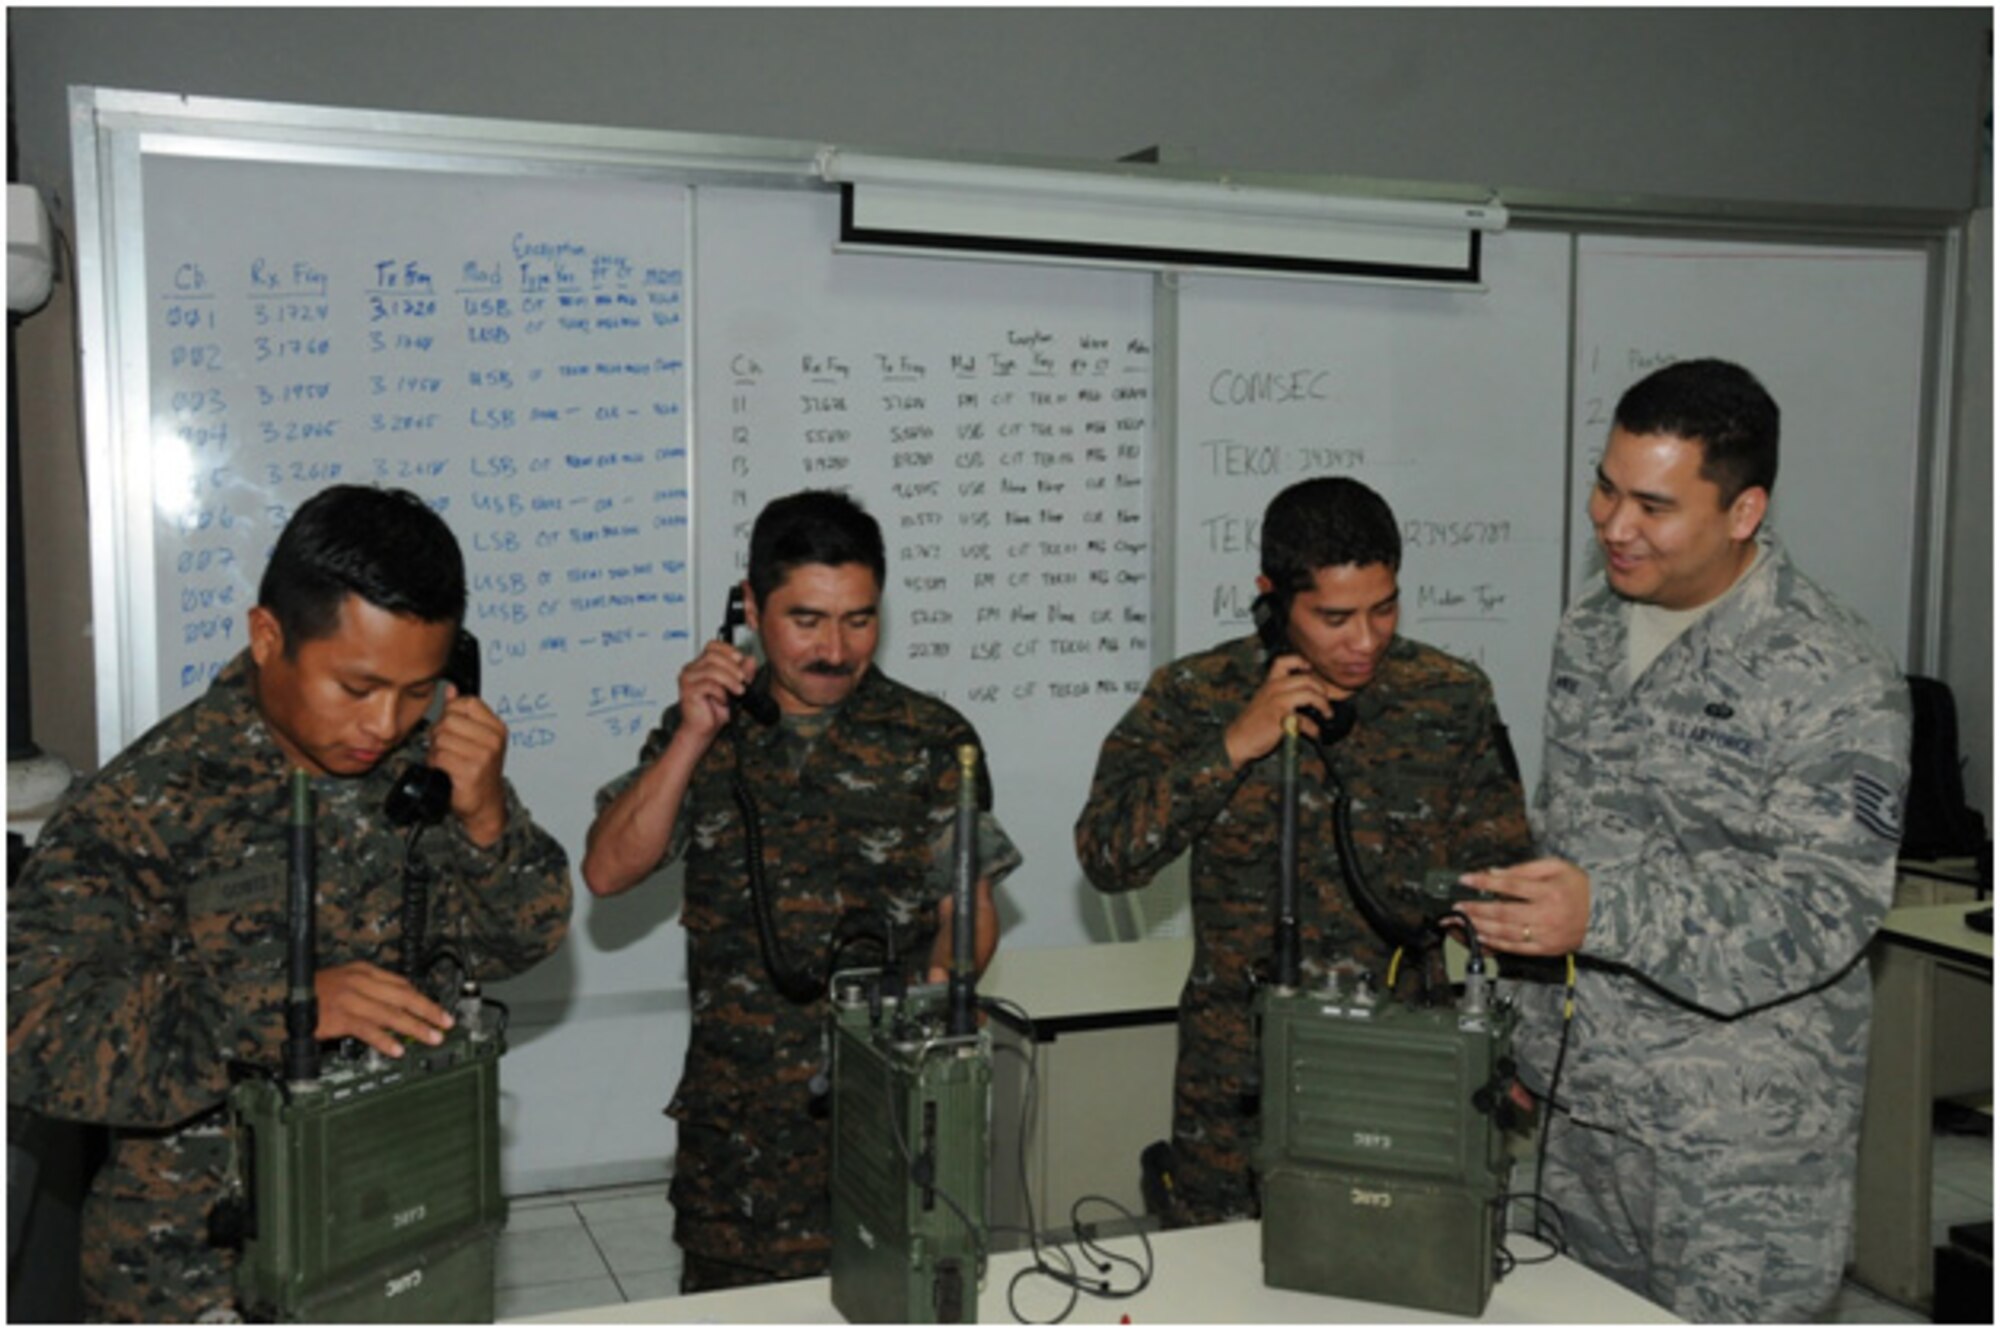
[
  {"x1": 157, "y1": 258, "x2": 243, "y2": 697},
  {"x1": 725, "y1": 352, "x2": 760, "y2": 578}
]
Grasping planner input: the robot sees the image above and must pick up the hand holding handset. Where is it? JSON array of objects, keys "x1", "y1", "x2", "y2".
[
  {"x1": 1252, "y1": 591, "x2": 1357, "y2": 746},
  {"x1": 385, "y1": 629, "x2": 482, "y2": 827},
  {"x1": 718, "y1": 586, "x2": 779, "y2": 727}
]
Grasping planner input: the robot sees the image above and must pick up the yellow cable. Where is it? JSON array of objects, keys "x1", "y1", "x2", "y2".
[{"x1": 1386, "y1": 946, "x2": 1405, "y2": 991}]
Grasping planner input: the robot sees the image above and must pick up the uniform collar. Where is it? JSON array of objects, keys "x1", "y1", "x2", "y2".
[
  {"x1": 204, "y1": 650, "x2": 281, "y2": 751},
  {"x1": 1676, "y1": 531, "x2": 1790, "y2": 666},
  {"x1": 1575, "y1": 531, "x2": 1790, "y2": 678}
]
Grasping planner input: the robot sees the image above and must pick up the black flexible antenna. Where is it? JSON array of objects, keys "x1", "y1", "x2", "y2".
[
  {"x1": 947, "y1": 743, "x2": 980, "y2": 1037},
  {"x1": 283, "y1": 770, "x2": 321, "y2": 1085},
  {"x1": 1274, "y1": 716, "x2": 1303, "y2": 989}
]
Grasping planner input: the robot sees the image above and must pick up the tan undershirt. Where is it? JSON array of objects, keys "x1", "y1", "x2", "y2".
[{"x1": 1625, "y1": 542, "x2": 1767, "y2": 681}]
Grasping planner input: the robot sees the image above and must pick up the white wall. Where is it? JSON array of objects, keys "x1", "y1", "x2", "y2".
[{"x1": 9, "y1": 10, "x2": 1988, "y2": 216}]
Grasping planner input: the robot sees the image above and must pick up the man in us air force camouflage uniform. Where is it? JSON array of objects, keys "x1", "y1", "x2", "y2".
[
  {"x1": 6, "y1": 485, "x2": 572, "y2": 1321},
  {"x1": 1459, "y1": 360, "x2": 1912, "y2": 1322},
  {"x1": 585, "y1": 489, "x2": 1019, "y2": 1292},
  {"x1": 1075, "y1": 477, "x2": 1532, "y2": 1226}
]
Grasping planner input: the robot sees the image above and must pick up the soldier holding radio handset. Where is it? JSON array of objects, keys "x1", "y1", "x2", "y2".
[
  {"x1": 584, "y1": 489, "x2": 1020, "y2": 1294},
  {"x1": 1075, "y1": 476, "x2": 1532, "y2": 1227},
  {"x1": 382, "y1": 624, "x2": 487, "y2": 829},
  {"x1": 6, "y1": 485, "x2": 571, "y2": 1321}
]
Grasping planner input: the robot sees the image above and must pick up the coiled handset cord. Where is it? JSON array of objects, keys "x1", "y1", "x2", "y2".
[{"x1": 1321, "y1": 757, "x2": 1440, "y2": 982}]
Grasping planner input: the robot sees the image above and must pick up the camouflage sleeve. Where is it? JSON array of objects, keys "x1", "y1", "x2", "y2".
[
  {"x1": 6, "y1": 789, "x2": 279, "y2": 1128},
  {"x1": 924, "y1": 812, "x2": 1025, "y2": 898},
  {"x1": 1586, "y1": 662, "x2": 1911, "y2": 1016},
  {"x1": 1074, "y1": 662, "x2": 1249, "y2": 894},
  {"x1": 1443, "y1": 684, "x2": 1535, "y2": 872},
  {"x1": 429, "y1": 778, "x2": 573, "y2": 981},
  {"x1": 919, "y1": 722, "x2": 1024, "y2": 896}
]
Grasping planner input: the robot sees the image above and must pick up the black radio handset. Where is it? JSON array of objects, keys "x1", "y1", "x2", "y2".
[
  {"x1": 718, "y1": 585, "x2": 780, "y2": 728},
  {"x1": 382, "y1": 628, "x2": 480, "y2": 986},
  {"x1": 1252, "y1": 591, "x2": 1357, "y2": 747},
  {"x1": 385, "y1": 628, "x2": 482, "y2": 828}
]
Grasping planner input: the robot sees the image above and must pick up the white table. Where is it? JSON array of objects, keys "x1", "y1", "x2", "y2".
[{"x1": 510, "y1": 1217, "x2": 1679, "y2": 1324}]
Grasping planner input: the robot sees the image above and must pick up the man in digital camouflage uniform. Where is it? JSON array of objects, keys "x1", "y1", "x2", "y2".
[
  {"x1": 585, "y1": 489, "x2": 1019, "y2": 1292},
  {"x1": 6, "y1": 485, "x2": 573, "y2": 1321},
  {"x1": 1458, "y1": 359, "x2": 1911, "y2": 1321},
  {"x1": 1074, "y1": 476, "x2": 1532, "y2": 1226}
]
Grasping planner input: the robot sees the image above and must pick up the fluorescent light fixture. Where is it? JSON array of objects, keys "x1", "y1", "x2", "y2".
[{"x1": 817, "y1": 150, "x2": 1506, "y2": 285}]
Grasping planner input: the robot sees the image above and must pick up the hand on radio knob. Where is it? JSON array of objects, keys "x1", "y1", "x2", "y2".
[{"x1": 315, "y1": 961, "x2": 454, "y2": 1058}]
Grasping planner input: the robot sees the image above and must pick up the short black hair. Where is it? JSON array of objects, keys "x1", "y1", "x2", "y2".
[
  {"x1": 746, "y1": 489, "x2": 886, "y2": 607},
  {"x1": 256, "y1": 485, "x2": 466, "y2": 654},
  {"x1": 1613, "y1": 358, "x2": 1779, "y2": 504},
  {"x1": 1259, "y1": 476, "x2": 1402, "y2": 597}
]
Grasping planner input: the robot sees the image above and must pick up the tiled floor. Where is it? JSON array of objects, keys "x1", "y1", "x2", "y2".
[
  {"x1": 495, "y1": 1122, "x2": 1992, "y2": 1321},
  {"x1": 495, "y1": 1181, "x2": 681, "y2": 1320}
]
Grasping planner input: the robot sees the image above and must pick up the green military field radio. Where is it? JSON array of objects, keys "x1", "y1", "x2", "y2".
[
  {"x1": 1254, "y1": 718, "x2": 1521, "y2": 1318},
  {"x1": 218, "y1": 772, "x2": 508, "y2": 1322},
  {"x1": 829, "y1": 744, "x2": 991, "y2": 1324},
  {"x1": 1255, "y1": 975, "x2": 1516, "y2": 1316},
  {"x1": 226, "y1": 1021, "x2": 507, "y2": 1321}
]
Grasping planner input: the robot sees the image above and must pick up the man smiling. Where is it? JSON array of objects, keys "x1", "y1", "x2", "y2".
[
  {"x1": 1457, "y1": 359, "x2": 1912, "y2": 1321},
  {"x1": 1075, "y1": 476, "x2": 1532, "y2": 1226}
]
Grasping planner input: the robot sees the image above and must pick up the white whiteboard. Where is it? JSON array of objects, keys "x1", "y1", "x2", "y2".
[
  {"x1": 1175, "y1": 231, "x2": 1575, "y2": 806},
  {"x1": 693, "y1": 187, "x2": 1156, "y2": 950},
  {"x1": 1570, "y1": 236, "x2": 1931, "y2": 662},
  {"x1": 136, "y1": 155, "x2": 694, "y2": 1191}
]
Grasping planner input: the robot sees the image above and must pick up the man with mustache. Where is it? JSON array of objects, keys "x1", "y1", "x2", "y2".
[{"x1": 584, "y1": 488, "x2": 1018, "y2": 1292}]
